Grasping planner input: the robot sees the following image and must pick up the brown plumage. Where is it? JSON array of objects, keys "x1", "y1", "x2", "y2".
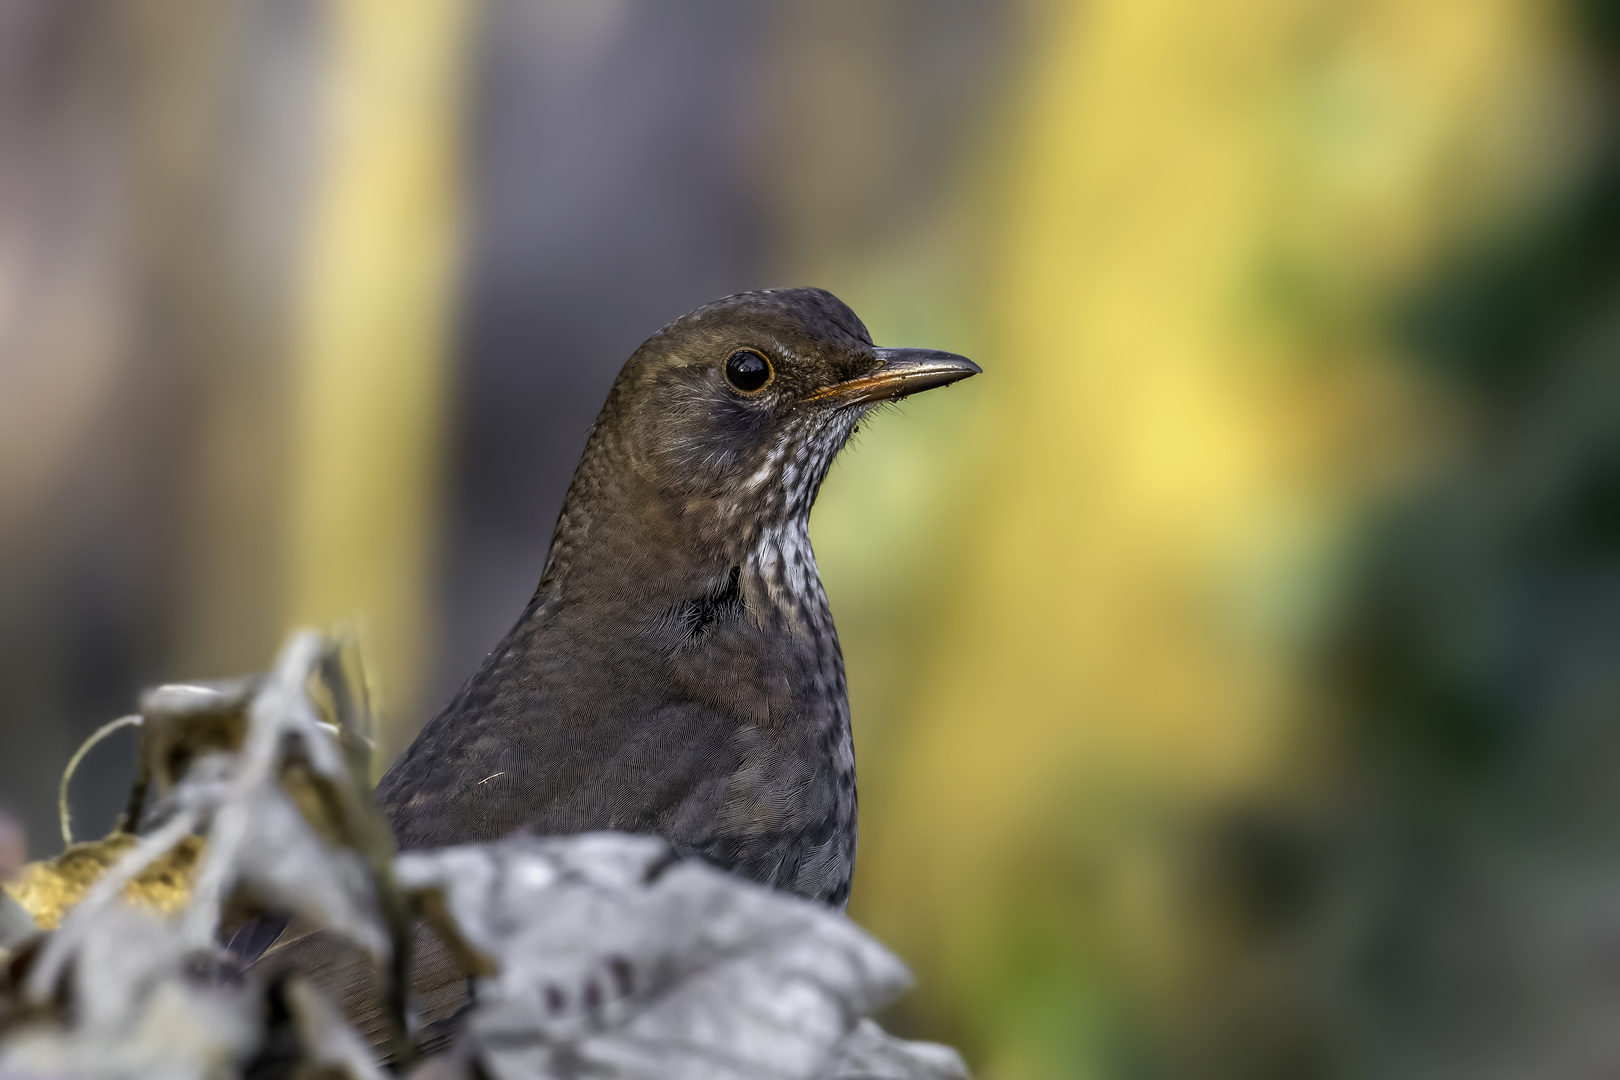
[
  {"x1": 377, "y1": 287, "x2": 977, "y2": 907},
  {"x1": 241, "y1": 290, "x2": 977, "y2": 1050}
]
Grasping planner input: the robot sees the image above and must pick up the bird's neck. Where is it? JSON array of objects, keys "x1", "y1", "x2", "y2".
[
  {"x1": 541, "y1": 464, "x2": 823, "y2": 622},
  {"x1": 498, "y1": 446, "x2": 845, "y2": 743},
  {"x1": 744, "y1": 516, "x2": 830, "y2": 636}
]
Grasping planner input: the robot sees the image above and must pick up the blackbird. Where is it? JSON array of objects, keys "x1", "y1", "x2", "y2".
[
  {"x1": 230, "y1": 290, "x2": 979, "y2": 1055},
  {"x1": 375, "y1": 287, "x2": 978, "y2": 909}
]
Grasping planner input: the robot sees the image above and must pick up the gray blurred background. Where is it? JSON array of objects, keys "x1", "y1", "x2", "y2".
[{"x1": 0, "y1": 0, "x2": 1007, "y2": 852}]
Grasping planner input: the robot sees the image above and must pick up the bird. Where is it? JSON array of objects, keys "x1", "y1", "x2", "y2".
[
  {"x1": 374, "y1": 287, "x2": 978, "y2": 909},
  {"x1": 232, "y1": 288, "x2": 978, "y2": 1054}
]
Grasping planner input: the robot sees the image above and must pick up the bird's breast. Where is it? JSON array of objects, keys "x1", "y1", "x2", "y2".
[{"x1": 747, "y1": 520, "x2": 835, "y2": 642}]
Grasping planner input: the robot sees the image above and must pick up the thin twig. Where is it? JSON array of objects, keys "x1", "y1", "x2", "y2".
[{"x1": 58, "y1": 714, "x2": 142, "y2": 848}]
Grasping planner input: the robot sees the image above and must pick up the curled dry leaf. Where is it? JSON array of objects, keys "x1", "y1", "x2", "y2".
[
  {"x1": 1, "y1": 632, "x2": 405, "y2": 1080},
  {"x1": 0, "y1": 903, "x2": 260, "y2": 1080},
  {"x1": 178, "y1": 632, "x2": 391, "y2": 960},
  {"x1": 395, "y1": 832, "x2": 915, "y2": 1080}
]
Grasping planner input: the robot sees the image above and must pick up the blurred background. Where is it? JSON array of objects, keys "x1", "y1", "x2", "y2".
[{"x1": 2, "y1": 0, "x2": 1617, "y2": 1075}]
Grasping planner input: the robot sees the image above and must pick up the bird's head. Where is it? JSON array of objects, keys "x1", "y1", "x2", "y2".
[
  {"x1": 603, "y1": 287, "x2": 980, "y2": 523},
  {"x1": 538, "y1": 288, "x2": 979, "y2": 594}
]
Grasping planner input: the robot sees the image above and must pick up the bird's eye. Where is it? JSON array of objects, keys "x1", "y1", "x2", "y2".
[{"x1": 724, "y1": 349, "x2": 772, "y2": 393}]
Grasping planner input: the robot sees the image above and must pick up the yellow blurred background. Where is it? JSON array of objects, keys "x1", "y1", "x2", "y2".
[{"x1": 3, "y1": 0, "x2": 1616, "y2": 1075}]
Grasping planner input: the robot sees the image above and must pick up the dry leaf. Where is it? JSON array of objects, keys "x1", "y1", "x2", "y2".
[
  {"x1": 396, "y1": 833, "x2": 915, "y2": 1080},
  {"x1": 4, "y1": 833, "x2": 205, "y2": 931},
  {"x1": 817, "y1": 1020, "x2": 968, "y2": 1080}
]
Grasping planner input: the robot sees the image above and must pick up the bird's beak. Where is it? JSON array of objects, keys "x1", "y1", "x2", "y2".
[{"x1": 805, "y1": 347, "x2": 982, "y2": 407}]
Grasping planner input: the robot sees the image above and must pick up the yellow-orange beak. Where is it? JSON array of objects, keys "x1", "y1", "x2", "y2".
[{"x1": 804, "y1": 347, "x2": 982, "y2": 407}]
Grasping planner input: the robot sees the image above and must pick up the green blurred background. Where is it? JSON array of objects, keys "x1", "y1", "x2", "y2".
[{"x1": 3, "y1": 0, "x2": 1619, "y2": 1075}]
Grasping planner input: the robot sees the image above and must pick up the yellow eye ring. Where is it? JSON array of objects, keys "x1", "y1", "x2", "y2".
[{"x1": 724, "y1": 349, "x2": 773, "y2": 393}]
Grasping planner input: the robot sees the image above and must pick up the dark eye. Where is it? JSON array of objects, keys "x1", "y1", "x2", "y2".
[{"x1": 724, "y1": 349, "x2": 772, "y2": 393}]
